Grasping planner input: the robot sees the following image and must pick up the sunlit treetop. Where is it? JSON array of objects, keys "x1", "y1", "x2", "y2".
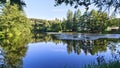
[
  {"x1": 0, "y1": 0, "x2": 26, "y2": 10},
  {"x1": 54, "y1": 0, "x2": 120, "y2": 13}
]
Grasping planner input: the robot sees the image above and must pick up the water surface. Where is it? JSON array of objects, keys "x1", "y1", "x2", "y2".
[
  {"x1": 23, "y1": 33, "x2": 120, "y2": 68},
  {"x1": 0, "y1": 33, "x2": 120, "y2": 68}
]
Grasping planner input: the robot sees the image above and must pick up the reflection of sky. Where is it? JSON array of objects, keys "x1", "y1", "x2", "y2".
[
  {"x1": 23, "y1": 42, "x2": 117, "y2": 68},
  {"x1": 56, "y1": 33, "x2": 120, "y2": 40}
]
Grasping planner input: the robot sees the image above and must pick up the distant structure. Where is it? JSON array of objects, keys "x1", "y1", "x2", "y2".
[{"x1": 107, "y1": 27, "x2": 119, "y2": 31}]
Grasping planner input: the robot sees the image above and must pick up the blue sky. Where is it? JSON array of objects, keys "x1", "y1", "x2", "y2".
[
  {"x1": 24, "y1": 0, "x2": 119, "y2": 20},
  {"x1": 24, "y1": 0, "x2": 87, "y2": 20}
]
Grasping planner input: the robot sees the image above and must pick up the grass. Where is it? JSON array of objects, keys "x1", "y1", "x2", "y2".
[{"x1": 84, "y1": 61, "x2": 120, "y2": 68}]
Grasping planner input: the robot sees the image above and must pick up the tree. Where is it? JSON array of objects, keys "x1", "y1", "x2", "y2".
[
  {"x1": 73, "y1": 9, "x2": 81, "y2": 31},
  {"x1": 0, "y1": 0, "x2": 26, "y2": 10},
  {"x1": 61, "y1": 18, "x2": 67, "y2": 31},
  {"x1": 67, "y1": 10, "x2": 73, "y2": 22},
  {"x1": 50, "y1": 18, "x2": 62, "y2": 32},
  {"x1": 79, "y1": 10, "x2": 90, "y2": 31},
  {"x1": 108, "y1": 18, "x2": 120, "y2": 27},
  {"x1": 73, "y1": 11, "x2": 77, "y2": 31},
  {"x1": 76, "y1": 9, "x2": 81, "y2": 22},
  {"x1": 77, "y1": 9, "x2": 109, "y2": 33},
  {"x1": 54, "y1": 0, "x2": 120, "y2": 12},
  {"x1": 89, "y1": 10, "x2": 108, "y2": 32},
  {"x1": 44, "y1": 21, "x2": 50, "y2": 31},
  {"x1": 0, "y1": 4, "x2": 31, "y2": 38},
  {"x1": 66, "y1": 10, "x2": 73, "y2": 31}
]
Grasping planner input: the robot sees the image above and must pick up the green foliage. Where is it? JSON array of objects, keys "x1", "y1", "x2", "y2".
[
  {"x1": 61, "y1": 18, "x2": 67, "y2": 31},
  {"x1": 84, "y1": 61, "x2": 120, "y2": 68},
  {"x1": 72, "y1": 9, "x2": 81, "y2": 31},
  {"x1": 31, "y1": 9, "x2": 119, "y2": 33},
  {"x1": 66, "y1": 9, "x2": 73, "y2": 31},
  {"x1": 55, "y1": 0, "x2": 120, "y2": 13},
  {"x1": 50, "y1": 18, "x2": 62, "y2": 32},
  {"x1": 0, "y1": 4, "x2": 31, "y2": 38},
  {"x1": 0, "y1": 0, "x2": 26, "y2": 10},
  {"x1": 108, "y1": 18, "x2": 120, "y2": 27},
  {"x1": 0, "y1": 3, "x2": 31, "y2": 66},
  {"x1": 66, "y1": 9, "x2": 82, "y2": 32},
  {"x1": 0, "y1": 32, "x2": 31, "y2": 68},
  {"x1": 83, "y1": 10, "x2": 109, "y2": 33},
  {"x1": 31, "y1": 18, "x2": 62, "y2": 32},
  {"x1": 65, "y1": 9, "x2": 110, "y2": 33},
  {"x1": 0, "y1": 32, "x2": 4, "y2": 40}
]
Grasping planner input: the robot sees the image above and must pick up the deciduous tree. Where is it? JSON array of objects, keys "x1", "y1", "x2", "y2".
[{"x1": 55, "y1": 0, "x2": 120, "y2": 12}]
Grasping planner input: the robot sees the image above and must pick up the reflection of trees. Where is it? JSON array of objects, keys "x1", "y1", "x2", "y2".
[
  {"x1": 96, "y1": 40, "x2": 120, "y2": 65},
  {"x1": 64, "y1": 39, "x2": 120, "y2": 55},
  {"x1": 62, "y1": 39, "x2": 108, "y2": 55},
  {"x1": 32, "y1": 33, "x2": 52, "y2": 42},
  {"x1": 32, "y1": 33, "x2": 62, "y2": 44},
  {"x1": 65, "y1": 40, "x2": 82, "y2": 55},
  {"x1": 108, "y1": 41, "x2": 120, "y2": 61},
  {"x1": 0, "y1": 35, "x2": 30, "y2": 68},
  {"x1": 32, "y1": 33, "x2": 120, "y2": 56}
]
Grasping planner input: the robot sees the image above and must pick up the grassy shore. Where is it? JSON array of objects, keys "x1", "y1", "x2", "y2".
[{"x1": 84, "y1": 61, "x2": 120, "y2": 68}]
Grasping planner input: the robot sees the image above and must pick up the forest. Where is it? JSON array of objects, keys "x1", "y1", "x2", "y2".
[{"x1": 31, "y1": 9, "x2": 120, "y2": 33}]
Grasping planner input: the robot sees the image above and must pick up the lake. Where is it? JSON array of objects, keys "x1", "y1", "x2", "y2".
[{"x1": 0, "y1": 33, "x2": 120, "y2": 68}]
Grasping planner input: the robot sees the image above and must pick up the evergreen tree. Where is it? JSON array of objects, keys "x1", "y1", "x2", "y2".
[{"x1": 66, "y1": 10, "x2": 73, "y2": 31}]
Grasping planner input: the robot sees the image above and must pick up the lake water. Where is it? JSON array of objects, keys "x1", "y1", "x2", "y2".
[{"x1": 0, "y1": 33, "x2": 120, "y2": 68}]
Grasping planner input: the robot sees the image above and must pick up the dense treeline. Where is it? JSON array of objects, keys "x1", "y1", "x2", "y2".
[
  {"x1": 30, "y1": 18, "x2": 62, "y2": 32},
  {"x1": 31, "y1": 9, "x2": 120, "y2": 33}
]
